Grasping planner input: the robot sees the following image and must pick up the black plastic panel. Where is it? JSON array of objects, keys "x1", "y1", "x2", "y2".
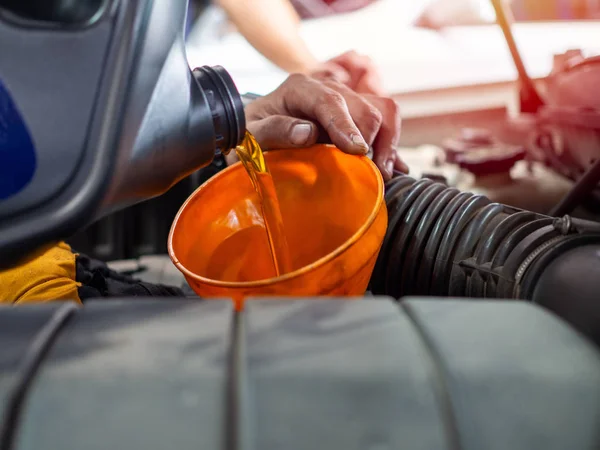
[
  {"x1": 67, "y1": 161, "x2": 225, "y2": 261},
  {"x1": 243, "y1": 299, "x2": 450, "y2": 450},
  {"x1": 1, "y1": 298, "x2": 599, "y2": 450},
  {"x1": 15, "y1": 300, "x2": 232, "y2": 450},
  {"x1": 402, "y1": 299, "x2": 600, "y2": 450},
  {"x1": 0, "y1": 304, "x2": 64, "y2": 408}
]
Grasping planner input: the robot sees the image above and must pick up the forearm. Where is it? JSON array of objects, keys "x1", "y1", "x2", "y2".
[{"x1": 217, "y1": 0, "x2": 318, "y2": 73}]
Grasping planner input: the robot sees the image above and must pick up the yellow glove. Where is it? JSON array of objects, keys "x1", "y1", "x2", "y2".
[{"x1": 0, "y1": 242, "x2": 82, "y2": 305}]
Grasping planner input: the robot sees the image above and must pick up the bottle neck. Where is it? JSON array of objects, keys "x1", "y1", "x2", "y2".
[{"x1": 193, "y1": 65, "x2": 246, "y2": 155}]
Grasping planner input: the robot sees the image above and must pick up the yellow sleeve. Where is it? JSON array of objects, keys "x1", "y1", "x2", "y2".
[{"x1": 0, "y1": 242, "x2": 82, "y2": 305}]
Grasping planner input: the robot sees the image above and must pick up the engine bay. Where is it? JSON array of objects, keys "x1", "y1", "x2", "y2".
[{"x1": 1, "y1": 1, "x2": 600, "y2": 448}]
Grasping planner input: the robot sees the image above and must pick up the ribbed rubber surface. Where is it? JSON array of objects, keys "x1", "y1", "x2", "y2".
[
  {"x1": 371, "y1": 175, "x2": 567, "y2": 299},
  {"x1": 1, "y1": 298, "x2": 599, "y2": 450}
]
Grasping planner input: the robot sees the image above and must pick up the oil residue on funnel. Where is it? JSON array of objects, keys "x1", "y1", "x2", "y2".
[{"x1": 211, "y1": 131, "x2": 292, "y2": 280}]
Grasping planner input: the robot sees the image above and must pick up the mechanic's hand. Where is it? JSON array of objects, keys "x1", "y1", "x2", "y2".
[
  {"x1": 309, "y1": 50, "x2": 385, "y2": 96},
  {"x1": 238, "y1": 73, "x2": 408, "y2": 181}
]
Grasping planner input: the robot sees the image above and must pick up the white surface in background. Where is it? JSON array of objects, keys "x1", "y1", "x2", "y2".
[{"x1": 186, "y1": 2, "x2": 600, "y2": 96}]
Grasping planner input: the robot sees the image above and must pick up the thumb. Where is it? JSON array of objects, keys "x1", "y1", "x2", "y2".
[{"x1": 247, "y1": 116, "x2": 319, "y2": 150}]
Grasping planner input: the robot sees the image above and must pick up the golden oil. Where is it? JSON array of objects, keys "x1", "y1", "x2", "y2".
[{"x1": 232, "y1": 131, "x2": 292, "y2": 277}]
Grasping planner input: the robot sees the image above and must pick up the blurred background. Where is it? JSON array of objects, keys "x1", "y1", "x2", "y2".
[{"x1": 186, "y1": 0, "x2": 600, "y2": 97}]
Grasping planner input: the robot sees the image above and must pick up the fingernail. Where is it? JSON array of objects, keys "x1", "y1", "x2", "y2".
[
  {"x1": 291, "y1": 123, "x2": 313, "y2": 145},
  {"x1": 385, "y1": 159, "x2": 394, "y2": 178},
  {"x1": 351, "y1": 133, "x2": 369, "y2": 154}
]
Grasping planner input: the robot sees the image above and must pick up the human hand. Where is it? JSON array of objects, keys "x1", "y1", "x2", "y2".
[
  {"x1": 237, "y1": 73, "x2": 408, "y2": 180},
  {"x1": 309, "y1": 50, "x2": 385, "y2": 96}
]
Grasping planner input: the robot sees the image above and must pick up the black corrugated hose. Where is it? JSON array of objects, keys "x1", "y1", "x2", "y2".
[{"x1": 370, "y1": 174, "x2": 600, "y2": 345}]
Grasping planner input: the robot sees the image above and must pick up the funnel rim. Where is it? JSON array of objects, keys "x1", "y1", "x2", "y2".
[{"x1": 168, "y1": 145, "x2": 385, "y2": 289}]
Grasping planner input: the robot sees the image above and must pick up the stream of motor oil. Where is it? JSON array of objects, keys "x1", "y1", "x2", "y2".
[{"x1": 233, "y1": 131, "x2": 293, "y2": 277}]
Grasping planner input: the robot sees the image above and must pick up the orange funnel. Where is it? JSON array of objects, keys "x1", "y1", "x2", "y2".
[{"x1": 168, "y1": 145, "x2": 387, "y2": 308}]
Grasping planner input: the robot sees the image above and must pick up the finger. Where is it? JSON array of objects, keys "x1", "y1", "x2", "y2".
[
  {"x1": 247, "y1": 115, "x2": 319, "y2": 150},
  {"x1": 354, "y1": 72, "x2": 386, "y2": 96},
  {"x1": 320, "y1": 80, "x2": 383, "y2": 148},
  {"x1": 368, "y1": 97, "x2": 403, "y2": 180},
  {"x1": 225, "y1": 151, "x2": 239, "y2": 166},
  {"x1": 310, "y1": 64, "x2": 351, "y2": 85},
  {"x1": 333, "y1": 52, "x2": 385, "y2": 96},
  {"x1": 395, "y1": 153, "x2": 410, "y2": 174},
  {"x1": 387, "y1": 149, "x2": 409, "y2": 176},
  {"x1": 280, "y1": 74, "x2": 369, "y2": 155},
  {"x1": 330, "y1": 50, "x2": 372, "y2": 75}
]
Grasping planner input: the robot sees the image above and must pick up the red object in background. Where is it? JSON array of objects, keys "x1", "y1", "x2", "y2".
[
  {"x1": 290, "y1": 0, "x2": 378, "y2": 19},
  {"x1": 511, "y1": 0, "x2": 600, "y2": 20},
  {"x1": 442, "y1": 128, "x2": 526, "y2": 177}
]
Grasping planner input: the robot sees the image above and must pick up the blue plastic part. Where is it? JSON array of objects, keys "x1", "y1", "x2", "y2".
[{"x1": 0, "y1": 80, "x2": 36, "y2": 200}]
